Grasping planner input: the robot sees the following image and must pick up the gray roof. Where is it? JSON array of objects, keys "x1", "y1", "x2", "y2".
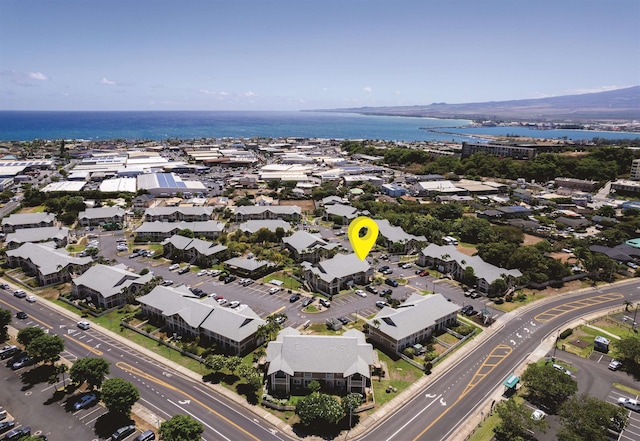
[
  {"x1": 6, "y1": 242, "x2": 92, "y2": 275},
  {"x1": 224, "y1": 257, "x2": 273, "y2": 271},
  {"x1": 79, "y1": 207, "x2": 125, "y2": 220},
  {"x1": 325, "y1": 203, "x2": 358, "y2": 219},
  {"x1": 367, "y1": 293, "x2": 460, "y2": 341},
  {"x1": 281, "y1": 230, "x2": 337, "y2": 253},
  {"x1": 302, "y1": 253, "x2": 370, "y2": 283},
  {"x1": 239, "y1": 219, "x2": 291, "y2": 233},
  {"x1": 421, "y1": 244, "x2": 522, "y2": 283},
  {"x1": 2, "y1": 212, "x2": 56, "y2": 226},
  {"x1": 266, "y1": 328, "x2": 373, "y2": 377},
  {"x1": 72, "y1": 264, "x2": 154, "y2": 298},
  {"x1": 136, "y1": 221, "x2": 225, "y2": 234},
  {"x1": 144, "y1": 206, "x2": 213, "y2": 217},
  {"x1": 321, "y1": 196, "x2": 346, "y2": 205},
  {"x1": 376, "y1": 219, "x2": 427, "y2": 244},
  {"x1": 137, "y1": 286, "x2": 265, "y2": 342},
  {"x1": 5, "y1": 226, "x2": 69, "y2": 245},
  {"x1": 161, "y1": 235, "x2": 227, "y2": 256},
  {"x1": 234, "y1": 206, "x2": 301, "y2": 216}
]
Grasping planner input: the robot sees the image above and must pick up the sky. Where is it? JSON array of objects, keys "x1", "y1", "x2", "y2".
[{"x1": 1, "y1": 0, "x2": 639, "y2": 111}]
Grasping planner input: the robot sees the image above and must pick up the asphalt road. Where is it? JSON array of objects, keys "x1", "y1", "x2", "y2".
[
  {"x1": 0, "y1": 287, "x2": 290, "y2": 441},
  {"x1": 361, "y1": 281, "x2": 640, "y2": 441}
]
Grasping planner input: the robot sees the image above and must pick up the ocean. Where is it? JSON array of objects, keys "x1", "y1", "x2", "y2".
[{"x1": 0, "y1": 110, "x2": 638, "y2": 143}]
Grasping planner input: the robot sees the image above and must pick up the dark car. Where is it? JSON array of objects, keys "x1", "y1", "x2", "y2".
[
  {"x1": 112, "y1": 425, "x2": 136, "y2": 441},
  {"x1": 337, "y1": 317, "x2": 351, "y2": 325},
  {"x1": 16, "y1": 311, "x2": 27, "y2": 320},
  {"x1": 177, "y1": 267, "x2": 190, "y2": 274},
  {"x1": 302, "y1": 297, "x2": 314, "y2": 307},
  {"x1": 460, "y1": 305, "x2": 473, "y2": 315},
  {"x1": 134, "y1": 430, "x2": 156, "y2": 441},
  {"x1": 12, "y1": 354, "x2": 33, "y2": 370},
  {"x1": 4, "y1": 426, "x2": 31, "y2": 441},
  {"x1": 379, "y1": 266, "x2": 390, "y2": 272},
  {"x1": 73, "y1": 392, "x2": 97, "y2": 410},
  {"x1": 189, "y1": 287, "x2": 203, "y2": 296},
  {"x1": 224, "y1": 275, "x2": 237, "y2": 284},
  {"x1": 385, "y1": 278, "x2": 399, "y2": 288},
  {"x1": 289, "y1": 294, "x2": 300, "y2": 303},
  {"x1": 0, "y1": 420, "x2": 15, "y2": 433},
  {"x1": 0, "y1": 345, "x2": 19, "y2": 360},
  {"x1": 366, "y1": 286, "x2": 378, "y2": 295},
  {"x1": 380, "y1": 288, "x2": 393, "y2": 297}
]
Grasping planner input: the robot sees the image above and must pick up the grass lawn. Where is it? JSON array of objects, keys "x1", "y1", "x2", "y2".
[
  {"x1": 264, "y1": 271, "x2": 301, "y2": 290},
  {"x1": 371, "y1": 350, "x2": 424, "y2": 407}
]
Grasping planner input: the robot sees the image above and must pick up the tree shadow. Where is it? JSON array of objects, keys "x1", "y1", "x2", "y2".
[
  {"x1": 236, "y1": 383, "x2": 259, "y2": 405},
  {"x1": 202, "y1": 372, "x2": 239, "y2": 385},
  {"x1": 20, "y1": 364, "x2": 56, "y2": 389},
  {"x1": 94, "y1": 412, "x2": 133, "y2": 439},
  {"x1": 43, "y1": 388, "x2": 67, "y2": 405},
  {"x1": 291, "y1": 421, "x2": 343, "y2": 440}
]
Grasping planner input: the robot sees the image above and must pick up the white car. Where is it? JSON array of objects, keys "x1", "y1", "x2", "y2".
[
  {"x1": 209, "y1": 269, "x2": 221, "y2": 276},
  {"x1": 618, "y1": 397, "x2": 640, "y2": 412},
  {"x1": 552, "y1": 363, "x2": 571, "y2": 375},
  {"x1": 531, "y1": 409, "x2": 546, "y2": 420},
  {"x1": 268, "y1": 287, "x2": 280, "y2": 295},
  {"x1": 229, "y1": 301, "x2": 240, "y2": 308},
  {"x1": 77, "y1": 321, "x2": 91, "y2": 330},
  {"x1": 217, "y1": 298, "x2": 227, "y2": 305},
  {"x1": 197, "y1": 270, "x2": 207, "y2": 277},
  {"x1": 169, "y1": 264, "x2": 180, "y2": 271},
  {"x1": 25, "y1": 295, "x2": 36, "y2": 303},
  {"x1": 355, "y1": 290, "x2": 367, "y2": 298},
  {"x1": 401, "y1": 263, "x2": 412, "y2": 269}
]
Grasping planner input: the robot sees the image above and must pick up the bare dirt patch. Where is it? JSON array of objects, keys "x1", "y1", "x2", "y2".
[
  {"x1": 279, "y1": 199, "x2": 315, "y2": 213},
  {"x1": 547, "y1": 251, "x2": 578, "y2": 263},
  {"x1": 455, "y1": 245, "x2": 477, "y2": 257},
  {"x1": 523, "y1": 233, "x2": 544, "y2": 246}
]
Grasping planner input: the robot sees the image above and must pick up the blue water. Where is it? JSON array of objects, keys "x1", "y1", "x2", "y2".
[{"x1": 0, "y1": 110, "x2": 638, "y2": 142}]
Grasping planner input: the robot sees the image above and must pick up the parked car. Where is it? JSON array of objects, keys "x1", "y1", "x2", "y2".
[
  {"x1": 366, "y1": 286, "x2": 378, "y2": 295},
  {"x1": 4, "y1": 426, "x2": 31, "y2": 441},
  {"x1": 0, "y1": 420, "x2": 15, "y2": 433},
  {"x1": 379, "y1": 265, "x2": 390, "y2": 272},
  {"x1": 77, "y1": 321, "x2": 91, "y2": 330},
  {"x1": 470, "y1": 292, "x2": 482, "y2": 299},
  {"x1": 197, "y1": 270, "x2": 208, "y2": 277},
  {"x1": 274, "y1": 316, "x2": 286, "y2": 325},
  {"x1": 223, "y1": 275, "x2": 237, "y2": 284},
  {"x1": 229, "y1": 301, "x2": 240, "y2": 308},
  {"x1": 0, "y1": 345, "x2": 19, "y2": 360},
  {"x1": 111, "y1": 425, "x2": 136, "y2": 441},
  {"x1": 380, "y1": 288, "x2": 393, "y2": 297},
  {"x1": 401, "y1": 263, "x2": 412, "y2": 269},
  {"x1": 289, "y1": 294, "x2": 301, "y2": 303},
  {"x1": 0, "y1": 283, "x2": 9, "y2": 289},
  {"x1": 73, "y1": 393, "x2": 97, "y2": 410},
  {"x1": 376, "y1": 301, "x2": 389, "y2": 308},
  {"x1": 177, "y1": 267, "x2": 190, "y2": 275},
  {"x1": 16, "y1": 311, "x2": 27, "y2": 319},
  {"x1": 268, "y1": 287, "x2": 280, "y2": 295},
  {"x1": 337, "y1": 317, "x2": 351, "y2": 325},
  {"x1": 618, "y1": 397, "x2": 640, "y2": 412},
  {"x1": 302, "y1": 297, "x2": 314, "y2": 307},
  {"x1": 168, "y1": 264, "x2": 180, "y2": 271},
  {"x1": 189, "y1": 287, "x2": 203, "y2": 296},
  {"x1": 609, "y1": 359, "x2": 623, "y2": 371},
  {"x1": 12, "y1": 354, "x2": 33, "y2": 370},
  {"x1": 552, "y1": 363, "x2": 571, "y2": 375},
  {"x1": 531, "y1": 409, "x2": 546, "y2": 420},
  {"x1": 161, "y1": 280, "x2": 174, "y2": 286},
  {"x1": 217, "y1": 298, "x2": 227, "y2": 306},
  {"x1": 381, "y1": 268, "x2": 393, "y2": 275},
  {"x1": 460, "y1": 305, "x2": 473, "y2": 315},
  {"x1": 242, "y1": 279, "x2": 254, "y2": 286},
  {"x1": 385, "y1": 278, "x2": 399, "y2": 288},
  {"x1": 0, "y1": 407, "x2": 6, "y2": 421},
  {"x1": 355, "y1": 290, "x2": 367, "y2": 298},
  {"x1": 319, "y1": 298, "x2": 331, "y2": 308},
  {"x1": 134, "y1": 430, "x2": 156, "y2": 441},
  {"x1": 209, "y1": 269, "x2": 222, "y2": 276}
]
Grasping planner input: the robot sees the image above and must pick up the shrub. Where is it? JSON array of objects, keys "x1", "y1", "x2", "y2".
[
  {"x1": 505, "y1": 294, "x2": 513, "y2": 302},
  {"x1": 403, "y1": 347, "x2": 416, "y2": 358},
  {"x1": 559, "y1": 328, "x2": 573, "y2": 339}
]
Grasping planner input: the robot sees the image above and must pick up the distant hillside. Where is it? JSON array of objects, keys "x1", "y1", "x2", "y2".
[{"x1": 319, "y1": 86, "x2": 640, "y2": 122}]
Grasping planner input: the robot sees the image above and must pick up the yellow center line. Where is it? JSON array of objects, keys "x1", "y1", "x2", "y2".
[
  {"x1": 116, "y1": 362, "x2": 260, "y2": 441},
  {"x1": 63, "y1": 334, "x2": 103, "y2": 356},
  {"x1": 268, "y1": 305, "x2": 286, "y2": 316}
]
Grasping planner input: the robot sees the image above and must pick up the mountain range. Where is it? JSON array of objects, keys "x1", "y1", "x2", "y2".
[{"x1": 320, "y1": 86, "x2": 640, "y2": 122}]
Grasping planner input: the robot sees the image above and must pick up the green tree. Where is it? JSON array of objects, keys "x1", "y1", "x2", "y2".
[
  {"x1": 17, "y1": 326, "x2": 45, "y2": 347},
  {"x1": 521, "y1": 363, "x2": 577, "y2": 412},
  {"x1": 558, "y1": 393, "x2": 627, "y2": 441},
  {"x1": 295, "y1": 392, "x2": 345, "y2": 426},
  {"x1": 225, "y1": 356, "x2": 243, "y2": 374},
  {"x1": 307, "y1": 380, "x2": 321, "y2": 394},
  {"x1": 177, "y1": 228, "x2": 195, "y2": 238},
  {"x1": 453, "y1": 216, "x2": 493, "y2": 244},
  {"x1": 159, "y1": 414, "x2": 204, "y2": 441},
  {"x1": 613, "y1": 335, "x2": 640, "y2": 372},
  {"x1": 494, "y1": 398, "x2": 548, "y2": 441},
  {"x1": 203, "y1": 354, "x2": 227, "y2": 372},
  {"x1": 70, "y1": 357, "x2": 110, "y2": 390},
  {"x1": 101, "y1": 378, "x2": 140, "y2": 416},
  {"x1": 341, "y1": 393, "x2": 363, "y2": 425},
  {"x1": 26, "y1": 334, "x2": 65, "y2": 364},
  {"x1": 0, "y1": 308, "x2": 11, "y2": 341}
]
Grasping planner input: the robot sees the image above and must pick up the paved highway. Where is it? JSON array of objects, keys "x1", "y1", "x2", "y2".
[{"x1": 358, "y1": 281, "x2": 640, "y2": 441}]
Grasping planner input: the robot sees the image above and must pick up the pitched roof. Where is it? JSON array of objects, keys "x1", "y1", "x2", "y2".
[
  {"x1": 233, "y1": 206, "x2": 301, "y2": 216},
  {"x1": 144, "y1": 206, "x2": 213, "y2": 217},
  {"x1": 367, "y1": 293, "x2": 460, "y2": 341},
  {"x1": 2, "y1": 212, "x2": 56, "y2": 226},
  {"x1": 79, "y1": 207, "x2": 125, "y2": 220},
  {"x1": 136, "y1": 221, "x2": 225, "y2": 234},
  {"x1": 375, "y1": 219, "x2": 427, "y2": 244},
  {"x1": 239, "y1": 219, "x2": 291, "y2": 233},
  {"x1": 137, "y1": 286, "x2": 265, "y2": 342},
  {"x1": 72, "y1": 264, "x2": 154, "y2": 298},
  {"x1": 5, "y1": 226, "x2": 69, "y2": 245},
  {"x1": 325, "y1": 203, "x2": 359, "y2": 218},
  {"x1": 161, "y1": 235, "x2": 227, "y2": 256},
  {"x1": 224, "y1": 257, "x2": 273, "y2": 271},
  {"x1": 281, "y1": 230, "x2": 337, "y2": 253},
  {"x1": 421, "y1": 244, "x2": 522, "y2": 283},
  {"x1": 5, "y1": 242, "x2": 92, "y2": 275},
  {"x1": 266, "y1": 328, "x2": 373, "y2": 377},
  {"x1": 302, "y1": 253, "x2": 370, "y2": 283}
]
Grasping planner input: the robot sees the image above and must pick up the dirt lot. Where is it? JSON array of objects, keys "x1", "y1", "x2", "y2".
[{"x1": 279, "y1": 199, "x2": 316, "y2": 214}]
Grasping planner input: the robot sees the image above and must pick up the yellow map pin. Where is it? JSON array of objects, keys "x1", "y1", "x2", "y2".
[{"x1": 348, "y1": 216, "x2": 379, "y2": 260}]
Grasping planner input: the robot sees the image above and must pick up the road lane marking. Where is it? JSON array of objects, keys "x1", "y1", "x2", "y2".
[
  {"x1": 168, "y1": 399, "x2": 232, "y2": 441},
  {"x1": 535, "y1": 292, "x2": 624, "y2": 322},
  {"x1": 385, "y1": 394, "x2": 442, "y2": 441},
  {"x1": 117, "y1": 362, "x2": 260, "y2": 441},
  {"x1": 268, "y1": 306, "x2": 286, "y2": 316},
  {"x1": 63, "y1": 334, "x2": 103, "y2": 356},
  {"x1": 0, "y1": 298, "x2": 53, "y2": 328}
]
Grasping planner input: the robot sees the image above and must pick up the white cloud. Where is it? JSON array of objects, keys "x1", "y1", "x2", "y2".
[
  {"x1": 564, "y1": 85, "x2": 629, "y2": 95},
  {"x1": 218, "y1": 91, "x2": 229, "y2": 96},
  {"x1": 243, "y1": 91, "x2": 257, "y2": 97},
  {"x1": 28, "y1": 72, "x2": 48, "y2": 81},
  {"x1": 394, "y1": 90, "x2": 401, "y2": 95},
  {"x1": 199, "y1": 89, "x2": 216, "y2": 95},
  {"x1": 100, "y1": 77, "x2": 117, "y2": 86},
  {"x1": 363, "y1": 86, "x2": 373, "y2": 93}
]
